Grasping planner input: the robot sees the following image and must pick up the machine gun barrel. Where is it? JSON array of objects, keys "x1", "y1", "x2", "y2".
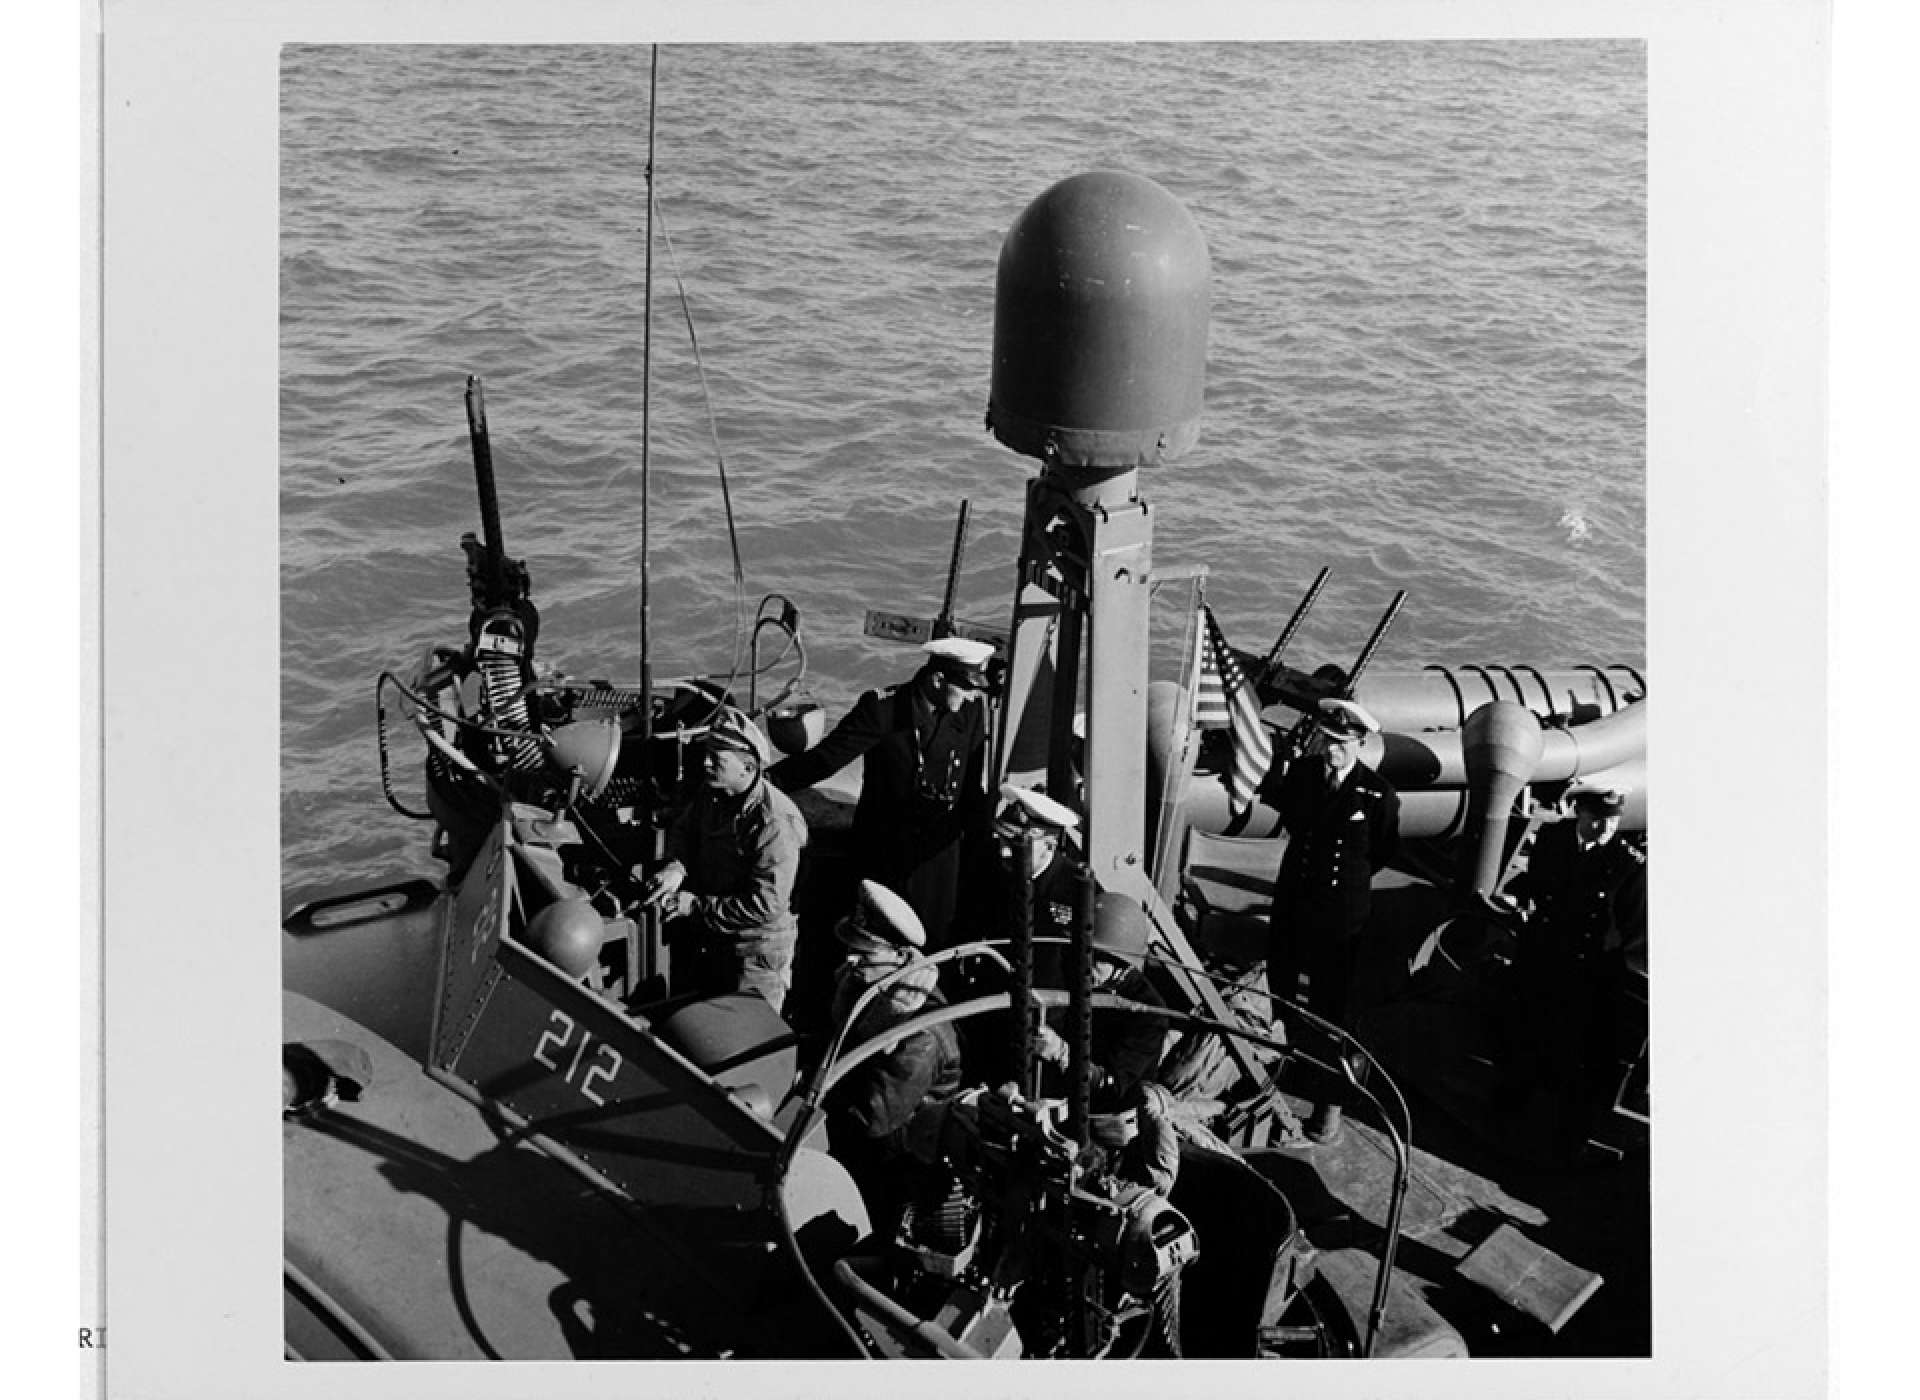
[
  {"x1": 1011, "y1": 832, "x2": 1038, "y2": 1096},
  {"x1": 456, "y1": 376, "x2": 537, "y2": 657},
  {"x1": 1344, "y1": 589, "x2": 1407, "y2": 693},
  {"x1": 1260, "y1": 566, "x2": 1329, "y2": 682},
  {"x1": 1065, "y1": 864, "x2": 1095, "y2": 1150},
  {"x1": 933, "y1": 499, "x2": 972, "y2": 639},
  {"x1": 464, "y1": 375, "x2": 509, "y2": 597},
  {"x1": 1271, "y1": 588, "x2": 1407, "y2": 766}
]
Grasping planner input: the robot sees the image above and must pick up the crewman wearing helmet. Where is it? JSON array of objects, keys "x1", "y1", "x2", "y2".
[
  {"x1": 638, "y1": 706, "x2": 808, "y2": 1012},
  {"x1": 1030, "y1": 891, "x2": 1172, "y2": 1113},
  {"x1": 768, "y1": 637, "x2": 994, "y2": 950},
  {"x1": 1265, "y1": 697, "x2": 1401, "y2": 1145},
  {"x1": 825, "y1": 880, "x2": 966, "y2": 1229}
]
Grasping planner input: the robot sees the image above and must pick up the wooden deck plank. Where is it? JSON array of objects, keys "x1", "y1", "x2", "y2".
[{"x1": 1456, "y1": 1221, "x2": 1605, "y2": 1333}]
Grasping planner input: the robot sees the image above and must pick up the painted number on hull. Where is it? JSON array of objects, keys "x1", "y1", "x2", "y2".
[{"x1": 531, "y1": 1009, "x2": 624, "y2": 1105}]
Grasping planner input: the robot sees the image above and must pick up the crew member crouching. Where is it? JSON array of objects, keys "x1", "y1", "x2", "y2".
[
  {"x1": 1032, "y1": 895, "x2": 1172, "y2": 1115},
  {"x1": 826, "y1": 879, "x2": 966, "y2": 1232}
]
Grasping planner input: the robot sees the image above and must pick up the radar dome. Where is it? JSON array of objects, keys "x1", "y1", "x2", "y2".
[{"x1": 987, "y1": 170, "x2": 1210, "y2": 468}]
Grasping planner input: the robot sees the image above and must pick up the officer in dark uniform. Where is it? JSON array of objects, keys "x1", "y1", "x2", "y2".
[
  {"x1": 825, "y1": 879, "x2": 967, "y2": 1233},
  {"x1": 1265, "y1": 697, "x2": 1400, "y2": 1143},
  {"x1": 1497, "y1": 784, "x2": 1647, "y2": 1160},
  {"x1": 946, "y1": 783, "x2": 1083, "y2": 1083},
  {"x1": 992, "y1": 783, "x2": 1082, "y2": 972},
  {"x1": 769, "y1": 637, "x2": 993, "y2": 951}
]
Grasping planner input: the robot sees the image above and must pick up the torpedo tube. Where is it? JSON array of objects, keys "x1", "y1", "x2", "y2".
[{"x1": 1458, "y1": 702, "x2": 1546, "y2": 896}]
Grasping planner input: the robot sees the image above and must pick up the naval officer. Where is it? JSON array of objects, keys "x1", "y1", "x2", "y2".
[
  {"x1": 1503, "y1": 785, "x2": 1645, "y2": 959},
  {"x1": 1265, "y1": 696, "x2": 1400, "y2": 1143},
  {"x1": 992, "y1": 783, "x2": 1083, "y2": 971},
  {"x1": 1497, "y1": 783, "x2": 1646, "y2": 1161},
  {"x1": 769, "y1": 637, "x2": 993, "y2": 950},
  {"x1": 934, "y1": 782, "x2": 1084, "y2": 1083}
]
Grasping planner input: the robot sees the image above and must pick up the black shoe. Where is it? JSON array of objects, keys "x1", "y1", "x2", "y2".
[{"x1": 1304, "y1": 1105, "x2": 1344, "y2": 1146}]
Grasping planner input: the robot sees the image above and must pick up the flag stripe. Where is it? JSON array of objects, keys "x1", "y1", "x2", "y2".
[{"x1": 1195, "y1": 606, "x2": 1274, "y2": 815}]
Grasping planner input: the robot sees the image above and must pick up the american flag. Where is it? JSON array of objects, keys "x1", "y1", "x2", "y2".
[{"x1": 1194, "y1": 605, "x2": 1274, "y2": 815}]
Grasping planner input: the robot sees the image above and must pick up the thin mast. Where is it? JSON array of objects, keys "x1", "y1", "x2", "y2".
[{"x1": 639, "y1": 43, "x2": 660, "y2": 743}]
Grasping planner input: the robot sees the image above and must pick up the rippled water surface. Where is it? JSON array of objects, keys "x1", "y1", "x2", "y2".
[{"x1": 282, "y1": 41, "x2": 1644, "y2": 905}]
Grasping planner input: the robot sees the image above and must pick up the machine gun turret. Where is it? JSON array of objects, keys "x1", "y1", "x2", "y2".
[
  {"x1": 459, "y1": 375, "x2": 539, "y2": 650},
  {"x1": 853, "y1": 1081, "x2": 1197, "y2": 1360},
  {"x1": 1260, "y1": 584, "x2": 1408, "y2": 765},
  {"x1": 456, "y1": 376, "x2": 545, "y2": 771}
]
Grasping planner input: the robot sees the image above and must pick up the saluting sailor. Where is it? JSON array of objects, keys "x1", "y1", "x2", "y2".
[
  {"x1": 768, "y1": 637, "x2": 993, "y2": 950},
  {"x1": 1265, "y1": 697, "x2": 1400, "y2": 1143}
]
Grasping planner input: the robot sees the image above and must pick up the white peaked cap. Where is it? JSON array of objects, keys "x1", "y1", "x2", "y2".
[
  {"x1": 1316, "y1": 697, "x2": 1381, "y2": 738},
  {"x1": 998, "y1": 783, "x2": 1081, "y2": 831},
  {"x1": 922, "y1": 636, "x2": 996, "y2": 668},
  {"x1": 837, "y1": 879, "x2": 927, "y2": 950}
]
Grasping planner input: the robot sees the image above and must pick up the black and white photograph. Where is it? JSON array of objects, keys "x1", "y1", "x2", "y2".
[
  {"x1": 93, "y1": 2, "x2": 1830, "y2": 1396},
  {"x1": 278, "y1": 38, "x2": 1649, "y2": 1363}
]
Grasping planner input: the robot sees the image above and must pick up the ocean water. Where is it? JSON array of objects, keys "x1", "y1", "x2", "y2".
[{"x1": 280, "y1": 41, "x2": 1645, "y2": 908}]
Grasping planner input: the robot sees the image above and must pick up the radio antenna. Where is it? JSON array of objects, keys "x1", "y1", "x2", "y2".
[{"x1": 639, "y1": 42, "x2": 660, "y2": 744}]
